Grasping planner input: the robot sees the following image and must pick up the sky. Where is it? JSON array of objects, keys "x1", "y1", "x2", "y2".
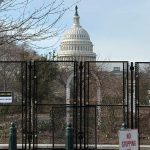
[
  {"x1": 4, "y1": 0, "x2": 150, "y2": 62},
  {"x1": 47, "y1": 0, "x2": 149, "y2": 62}
]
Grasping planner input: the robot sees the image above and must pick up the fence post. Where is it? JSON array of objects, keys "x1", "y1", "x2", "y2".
[
  {"x1": 8, "y1": 122, "x2": 17, "y2": 150},
  {"x1": 65, "y1": 123, "x2": 74, "y2": 150}
]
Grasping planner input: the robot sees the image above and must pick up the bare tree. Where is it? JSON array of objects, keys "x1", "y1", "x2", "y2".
[
  {"x1": 0, "y1": 0, "x2": 79, "y2": 48},
  {"x1": 0, "y1": 41, "x2": 39, "y2": 61}
]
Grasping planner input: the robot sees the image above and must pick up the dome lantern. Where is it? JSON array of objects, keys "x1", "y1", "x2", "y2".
[
  {"x1": 73, "y1": 6, "x2": 80, "y2": 27},
  {"x1": 75, "y1": 6, "x2": 79, "y2": 16}
]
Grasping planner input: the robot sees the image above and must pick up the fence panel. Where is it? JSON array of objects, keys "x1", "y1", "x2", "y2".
[
  {"x1": 33, "y1": 61, "x2": 78, "y2": 149},
  {"x1": 84, "y1": 61, "x2": 129, "y2": 146},
  {"x1": 135, "y1": 62, "x2": 150, "y2": 145},
  {"x1": 0, "y1": 61, "x2": 27, "y2": 149}
]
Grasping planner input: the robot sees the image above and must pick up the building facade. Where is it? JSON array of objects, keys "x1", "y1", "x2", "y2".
[{"x1": 58, "y1": 6, "x2": 96, "y2": 62}]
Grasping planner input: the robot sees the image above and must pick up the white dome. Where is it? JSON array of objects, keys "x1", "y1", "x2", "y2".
[
  {"x1": 58, "y1": 6, "x2": 96, "y2": 62},
  {"x1": 62, "y1": 26, "x2": 90, "y2": 41}
]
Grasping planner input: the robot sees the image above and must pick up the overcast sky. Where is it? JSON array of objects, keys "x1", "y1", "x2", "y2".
[{"x1": 37, "y1": 0, "x2": 150, "y2": 62}]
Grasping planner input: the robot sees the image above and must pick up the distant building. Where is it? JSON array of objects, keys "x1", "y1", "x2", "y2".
[
  {"x1": 57, "y1": 6, "x2": 96, "y2": 62},
  {"x1": 111, "y1": 67, "x2": 122, "y2": 76}
]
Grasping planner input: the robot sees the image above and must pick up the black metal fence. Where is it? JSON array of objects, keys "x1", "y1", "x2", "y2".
[
  {"x1": 0, "y1": 61, "x2": 27, "y2": 149},
  {"x1": 0, "y1": 61, "x2": 150, "y2": 149},
  {"x1": 84, "y1": 61, "x2": 129, "y2": 146},
  {"x1": 135, "y1": 62, "x2": 150, "y2": 145},
  {"x1": 33, "y1": 61, "x2": 78, "y2": 149}
]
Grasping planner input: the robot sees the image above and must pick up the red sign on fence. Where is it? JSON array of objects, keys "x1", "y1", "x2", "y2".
[{"x1": 119, "y1": 129, "x2": 138, "y2": 150}]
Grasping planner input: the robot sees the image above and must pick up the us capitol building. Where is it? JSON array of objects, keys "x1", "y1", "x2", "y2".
[{"x1": 57, "y1": 6, "x2": 96, "y2": 62}]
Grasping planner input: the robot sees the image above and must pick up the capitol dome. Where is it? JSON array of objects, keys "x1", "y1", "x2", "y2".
[
  {"x1": 58, "y1": 6, "x2": 96, "y2": 62},
  {"x1": 62, "y1": 26, "x2": 90, "y2": 41}
]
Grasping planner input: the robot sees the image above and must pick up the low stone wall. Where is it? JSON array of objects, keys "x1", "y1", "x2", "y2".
[{"x1": 0, "y1": 144, "x2": 149, "y2": 150}]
